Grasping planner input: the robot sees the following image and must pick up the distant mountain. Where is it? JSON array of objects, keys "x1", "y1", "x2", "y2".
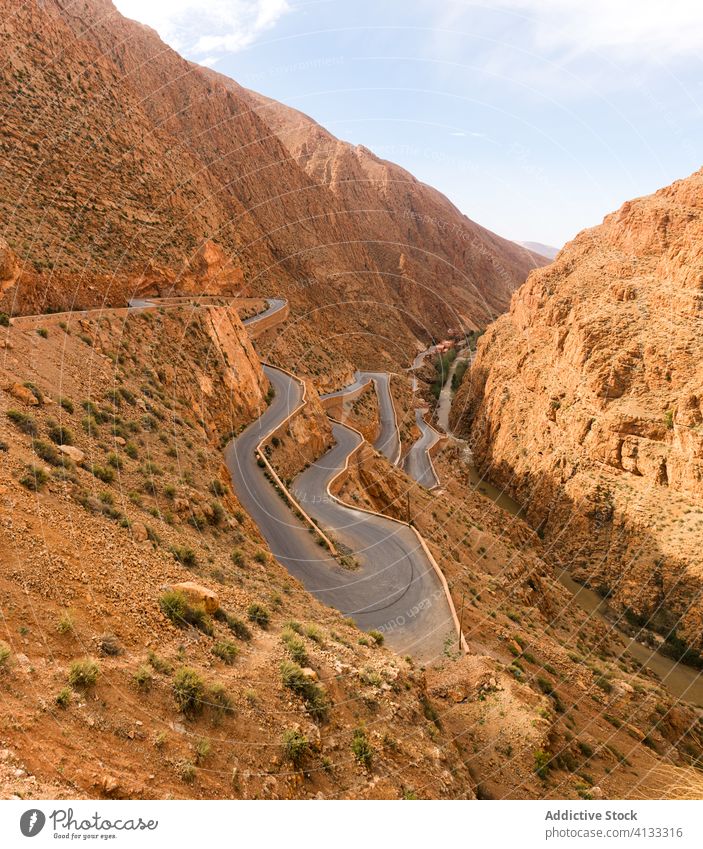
[{"x1": 519, "y1": 241, "x2": 560, "y2": 260}]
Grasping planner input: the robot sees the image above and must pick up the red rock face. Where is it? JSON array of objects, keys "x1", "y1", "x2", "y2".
[
  {"x1": 453, "y1": 167, "x2": 703, "y2": 653},
  {"x1": 1, "y1": 0, "x2": 543, "y2": 357}
]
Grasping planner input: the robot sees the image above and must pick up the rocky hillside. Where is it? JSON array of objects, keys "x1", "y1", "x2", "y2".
[
  {"x1": 2, "y1": 302, "x2": 701, "y2": 800},
  {"x1": 452, "y1": 167, "x2": 703, "y2": 659},
  {"x1": 1, "y1": 0, "x2": 543, "y2": 365},
  {"x1": 0, "y1": 304, "x2": 486, "y2": 800},
  {"x1": 220, "y1": 84, "x2": 546, "y2": 332}
]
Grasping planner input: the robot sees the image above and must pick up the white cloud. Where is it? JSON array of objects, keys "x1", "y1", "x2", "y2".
[
  {"x1": 113, "y1": 0, "x2": 291, "y2": 56},
  {"x1": 484, "y1": 0, "x2": 703, "y2": 59}
]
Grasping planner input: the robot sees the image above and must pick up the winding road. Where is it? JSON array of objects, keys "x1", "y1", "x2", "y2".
[
  {"x1": 225, "y1": 302, "x2": 457, "y2": 660},
  {"x1": 320, "y1": 371, "x2": 400, "y2": 463},
  {"x1": 225, "y1": 364, "x2": 455, "y2": 661},
  {"x1": 403, "y1": 409, "x2": 441, "y2": 489}
]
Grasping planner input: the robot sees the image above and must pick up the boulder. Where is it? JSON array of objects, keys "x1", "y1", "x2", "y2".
[
  {"x1": 59, "y1": 445, "x2": 85, "y2": 464},
  {"x1": 8, "y1": 383, "x2": 39, "y2": 406},
  {"x1": 172, "y1": 581, "x2": 219, "y2": 614},
  {"x1": 131, "y1": 522, "x2": 149, "y2": 543}
]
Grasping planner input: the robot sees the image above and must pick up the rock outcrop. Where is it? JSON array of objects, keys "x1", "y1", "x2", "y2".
[{"x1": 453, "y1": 167, "x2": 703, "y2": 655}]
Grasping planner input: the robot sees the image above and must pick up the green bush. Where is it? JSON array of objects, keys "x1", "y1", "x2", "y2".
[
  {"x1": 281, "y1": 629, "x2": 308, "y2": 666},
  {"x1": 0, "y1": 312, "x2": 9, "y2": 327},
  {"x1": 147, "y1": 650, "x2": 173, "y2": 675},
  {"x1": 304, "y1": 624, "x2": 325, "y2": 645},
  {"x1": 47, "y1": 422, "x2": 73, "y2": 446},
  {"x1": 280, "y1": 660, "x2": 328, "y2": 721},
  {"x1": 58, "y1": 397, "x2": 74, "y2": 414},
  {"x1": 7, "y1": 409, "x2": 37, "y2": 436},
  {"x1": 368, "y1": 630, "x2": 385, "y2": 646},
  {"x1": 32, "y1": 439, "x2": 65, "y2": 467},
  {"x1": 81, "y1": 400, "x2": 106, "y2": 423},
  {"x1": 247, "y1": 603, "x2": 270, "y2": 629},
  {"x1": 534, "y1": 748, "x2": 551, "y2": 779},
  {"x1": 159, "y1": 590, "x2": 213, "y2": 635},
  {"x1": 106, "y1": 452, "x2": 123, "y2": 470},
  {"x1": 20, "y1": 465, "x2": 48, "y2": 491},
  {"x1": 89, "y1": 464, "x2": 114, "y2": 484},
  {"x1": 207, "y1": 682, "x2": 232, "y2": 716},
  {"x1": 210, "y1": 479, "x2": 226, "y2": 497},
  {"x1": 0, "y1": 641, "x2": 10, "y2": 670},
  {"x1": 351, "y1": 727, "x2": 373, "y2": 768},
  {"x1": 68, "y1": 658, "x2": 100, "y2": 689},
  {"x1": 133, "y1": 666, "x2": 153, "y2": 690},
  {"x1": 224, "y1": 614, "x2": 251, "y2": 641},
  {"x1": 179, "y1": 762, "x2": 196, "y2": 783},
  {"x1": 23, "y1": 383, "x2": 43, "y2": 404},
  {"x1": 212, "y1": 640, "x2": 239, "y2": 665},
  {"x1": 170, "y1": 545, "x2": 198, "y2": 569},
  {"x1": 55, "y1": 687, "x2": 72, "y2": 709},
  {"x1": 172, "y1": 667, "x2": 206, "y2": 717},
  {"x1": 282, "y1": 730, "x2": 309, "y2": 768}
]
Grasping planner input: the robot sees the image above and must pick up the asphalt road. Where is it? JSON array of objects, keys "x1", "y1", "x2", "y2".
[
  {"x1": 242, "y1": 298, "x2": 287, "y2": 329},
  {"x1": 321, "y1": 371, "x2": 400, "y2": 463},
  {"x1": 403, "y1": 409, "x2": 441, "y2": 489},
  {"x1": 225, "y1": 366, "x2": 455, "y2": 662},
  {"x1": 293, "y1": 420, "x2": 454, "y2": 660}
]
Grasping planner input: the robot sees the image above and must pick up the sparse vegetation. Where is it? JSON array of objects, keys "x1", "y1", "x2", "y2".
[
  {"x1": 247, "y1": 603, "x2": 270, "y2": 629},
  {"x1": 281, "y1": 628, "x2": 308, "y2": 665},
  {"x1": 170, "y1": 545, "x2": 198, "y2": 569},
  {"x1": 68, "y1": 658, "x2": 100, "y2": 689},
  {"x1": 282, "y1": 730, "x2": 309, "y2": 768},
  {"x1": 534, "y1": 748, "x2": 551, "y2": 780},
  {"x1": 159, "y1": 590, "x2": 213, "y2": 635},
  {"x1": 19, "y1": 464, "x2": 48, "y2": 491},
  {"x1": 351, "y1": 727, "x2": 373, "y2": 768},
  {"x1": 0, "y1": 641, "x2": 10, "y2": 671},
  {"x1": 280, "y1": 660, "x2": 328, "y2": 721},
  {"x1": 133, "y1": 666, "x2": 153, "y2": 690},
  {"x1": 47, "y1": 421, "x2": 73, "y2": 446},
  {"x1": 55, "y1": 687, "x2": 72, "y2": 709},
  {"x1": 172, "y1": 667, "x2": 206, "y2": 717},
  {"x1": 56, "y1": 612, "x2": 73, "y2": 634},
  {"x1": 7, "y1": 409, "x2": 37, "y2": 436},
  {"x1": 212, "y1": 640, "x2": 239, "y2": 665}
]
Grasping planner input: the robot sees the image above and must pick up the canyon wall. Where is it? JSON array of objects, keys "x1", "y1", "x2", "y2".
[
  {"x1": 1, "y1": 0, "x2": 543, "y2": 368},
  {"x1": 453, "y1": 167, "x2": 703, "y2": 656}
]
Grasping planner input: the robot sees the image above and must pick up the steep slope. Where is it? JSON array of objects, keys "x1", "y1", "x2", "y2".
[
  {"x1": 230, "y1": 85, "x2": 547, "y2": 332},
  {"x1": 1, "y1": 0, "x2": 542, "y2": 367},
  {"x1": 453, "y1": 167, "x2": 703, "y2": 659}
]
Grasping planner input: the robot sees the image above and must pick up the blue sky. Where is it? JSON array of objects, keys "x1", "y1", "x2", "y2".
[{"x1": 113, "y1": 0, "x2": 702, "y2": 247}]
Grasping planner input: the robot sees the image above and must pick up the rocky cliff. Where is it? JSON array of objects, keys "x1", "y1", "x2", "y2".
[
  {"x1": 221, "y1": 85, "x2": 547, "y2": 333},
  {"x1": 1, "y1": 0, "x2": 543, "y2": 367},
  {"x1": 453, "y1": 167, "x2": 703, "y2": 657}
]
